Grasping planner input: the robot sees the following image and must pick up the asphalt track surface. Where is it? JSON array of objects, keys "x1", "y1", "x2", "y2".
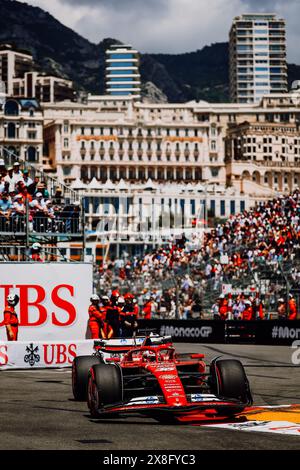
[{"x1": 0, "y1": 343, "x2": 299, "y2": 450}]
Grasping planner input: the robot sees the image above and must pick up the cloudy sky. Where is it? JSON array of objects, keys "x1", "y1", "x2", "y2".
[{"x1": 19, "y1": 0, "x2": 300, "y2": 62}]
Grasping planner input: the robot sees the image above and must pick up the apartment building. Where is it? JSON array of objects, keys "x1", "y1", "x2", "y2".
[
  {"x1": 225, "y1": 92, "x2": 300, "y2": 194},
  {"x1": 12, "y1": 72, "x2": 76, "y2": 103},
  {"x1": 0, "y1": 44, "x2": 34, "y2": 96},
  {"x1": 0, "y1": 98, "x2": 43, "y2": 163},
  {"x1": 0, "y1": 43, "x2": 76, "y2": 103},
  {"x1": 229, "y1": 13, "x2": 287, "y2": 103}
]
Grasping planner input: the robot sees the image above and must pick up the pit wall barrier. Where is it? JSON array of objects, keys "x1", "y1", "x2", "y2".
[
  {"x1": 0, "y1": 340, "x2": 95, "y2": 370},
  {"x1": 138, "y1": 320, "x2": 300, "y2": 346}
]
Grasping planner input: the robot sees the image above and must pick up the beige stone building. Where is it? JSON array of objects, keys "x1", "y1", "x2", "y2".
[
  {"x1": 42, "y1": 90, "x2": 300, "y2": 201},
  {"x1": 1, "y1": 89, "x2": 300, "y2": 222}
]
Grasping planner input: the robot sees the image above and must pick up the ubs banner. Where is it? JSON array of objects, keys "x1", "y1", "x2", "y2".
[
  {"x1": 138, "y1": 319, "x2": 225, "y2": 343},
  {"x1": 0, "y1": 340, "x2": 95, "y2": 369},
  {"x1": 0, "y1": 263, "x2": 93, "y2": 341}
]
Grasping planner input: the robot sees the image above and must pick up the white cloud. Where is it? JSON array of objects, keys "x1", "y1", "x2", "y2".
[{"x1": 17, "y1": 0, "x2": 300, "y2": 62}]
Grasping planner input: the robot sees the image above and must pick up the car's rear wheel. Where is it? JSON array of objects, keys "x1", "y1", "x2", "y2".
[
  {"x1": 72, "y1": 356, "x2": 103, "y2": 401},
  {"x1": 210, "y1": 358, "x2": 252, "y2": 416},
  {"x1": 88, "y1": 364, "x2": 123, "y2": 418}
]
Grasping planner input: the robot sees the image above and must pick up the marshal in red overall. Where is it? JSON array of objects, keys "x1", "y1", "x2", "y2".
[{"x1": 3, "y1": 294, "x2": 20, "y2": 341}]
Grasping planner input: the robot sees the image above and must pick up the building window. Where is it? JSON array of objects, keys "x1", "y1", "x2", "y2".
[
  {"x1": 211, "y1": 168, "x2": 219, "y2": 177},
  {"x1": 4, "y1": 100, "x2": 19, "y2": 116},
  {"x1": 191, "y1": 200, "x2": 195, "y2": 215},
  {"x1": 220, "y1": 200, "x2": 225, "y2": 217},
  {"x1": 63, "y1": 166, "x2": 72, "y2": 176},
  {"x1": 27, "y1": 146, "x2": 37, "y2": 163},
  {"x1": 240, "y1": 201, "x2": 245, "y2": 213},
  {"x1": 230, "y1": 200, "x2": 235, "y2": 215},
  {"x1": 7, "y1": 122, "x2": 16, "y2": 138}
]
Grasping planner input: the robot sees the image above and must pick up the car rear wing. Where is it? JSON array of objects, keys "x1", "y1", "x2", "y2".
[{"x1": 93, "y1": 334, "x2": 172, "y2": 350}]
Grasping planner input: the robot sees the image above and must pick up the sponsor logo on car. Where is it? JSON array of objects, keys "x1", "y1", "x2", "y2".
[
  {"x1": 191, "y1": 393, "x2": 220, "y2": 402},
  {"x1": 128, "y1": 396, "x2": 159, "y2": 406},
  {"x1": 156, "y1": 365, "x2": 176, "y2": 372},
  {"x1": 160, "y1": 374, "x2": 177, "y2": 379}
]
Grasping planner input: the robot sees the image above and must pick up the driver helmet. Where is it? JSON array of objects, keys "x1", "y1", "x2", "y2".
[
  {"x1": 7, "y1": 293, "x2": 19, "y2": 306},
  {"x1": 90, "y1": 294, "x2": 100, "y2": 303},
  {"x1": 143, "y1": 350, "x2": 156, "y2": 362}
]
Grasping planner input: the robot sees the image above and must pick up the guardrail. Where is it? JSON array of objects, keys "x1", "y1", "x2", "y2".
[
  {"x1": 138, "y1": 319, "x2": 300, "y2": 345},
  {"x1": 0, "y1": 214, "x2": 81, "y2": 237}
]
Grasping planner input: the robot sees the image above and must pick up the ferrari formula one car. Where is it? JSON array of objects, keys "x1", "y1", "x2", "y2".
[
  {"x1": 72, "y1": 331, "x2": 172, "y2": 401},
  {"x1": 72, "y1": 334, "x2": 253, "y2": 423}
]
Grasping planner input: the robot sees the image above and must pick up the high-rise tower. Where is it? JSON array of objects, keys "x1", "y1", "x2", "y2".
[
  {"x1": 229, "y1": 14, "x2": 287, "y2": 103},
  {"x1": 105, "y1": 44, "x2": 141, "y2": 99}
]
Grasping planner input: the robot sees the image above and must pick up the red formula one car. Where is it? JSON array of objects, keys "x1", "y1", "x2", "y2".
[
  {"x1": 85, "y1": 340, "x2": 253, "y2": 423},
  {"x1": 72, "y1": 332, "x2": 173, "y2": 401}
]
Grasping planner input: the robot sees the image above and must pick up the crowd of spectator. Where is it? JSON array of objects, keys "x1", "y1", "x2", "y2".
[
  {"x1": 0, "y1": 159, "x2": 80, "y2": 234},
  {"x1": 97, "y1": 190, "x2": 300, "y2": 320}
]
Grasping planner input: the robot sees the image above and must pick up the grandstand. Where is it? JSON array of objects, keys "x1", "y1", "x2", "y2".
[
  {"x1": 0, "y1": 147, "x2": 85, "y2": 261},
  {"x1": 94, "y1": 190, "x2": 300, "y2": 320}
]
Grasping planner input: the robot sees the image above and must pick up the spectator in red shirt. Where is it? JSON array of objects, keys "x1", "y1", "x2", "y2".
[
  {"x1": 288, "y1": 294, "x2": 297, "y2": 320},
  {"x1": 242, "y1": 300, "x2": 253, "y2": 321}
]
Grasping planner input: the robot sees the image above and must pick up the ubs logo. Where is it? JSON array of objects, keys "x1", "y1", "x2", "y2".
[{"x1": 24, "y1": 343, "x2": 40, "y2": 367}]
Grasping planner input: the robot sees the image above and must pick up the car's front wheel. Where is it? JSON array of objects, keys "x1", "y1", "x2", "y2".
[
  {"x1": 72, "y1": 356, "x2": 103, "y2": 401},
  {"x1": 87, "y1": 364, "x2": 123, "y2": 418},
  {"x1": 210, "y1": 358, "x2": 252, "y2": 416}
]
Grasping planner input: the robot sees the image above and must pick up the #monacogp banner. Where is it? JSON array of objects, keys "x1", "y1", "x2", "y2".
[
  {"x1": 0, "y1": 339, "x2": 95, "y2": 369},
  {"x1": 0, "y1": 263, "x2": 93, "y2": 342}
]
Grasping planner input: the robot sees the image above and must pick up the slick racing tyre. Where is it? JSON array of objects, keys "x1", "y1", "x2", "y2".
[
  {"x1": 72, "y1": 356, "x2": 103, "y2": 401},
  {"x1": 210, "y1": 358, "x2": 252, "y2": 416},
  {"x1": 88, "y1": 364, "x2": 123, "y2": 418}
]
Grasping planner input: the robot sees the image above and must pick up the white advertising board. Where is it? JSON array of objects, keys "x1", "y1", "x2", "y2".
[
  {"x1": 0, "y1": 339, "x2": 95, "y2": 369},
  {"x1": 0, "y1": 263, "x2": 93, "y2": 341}
]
